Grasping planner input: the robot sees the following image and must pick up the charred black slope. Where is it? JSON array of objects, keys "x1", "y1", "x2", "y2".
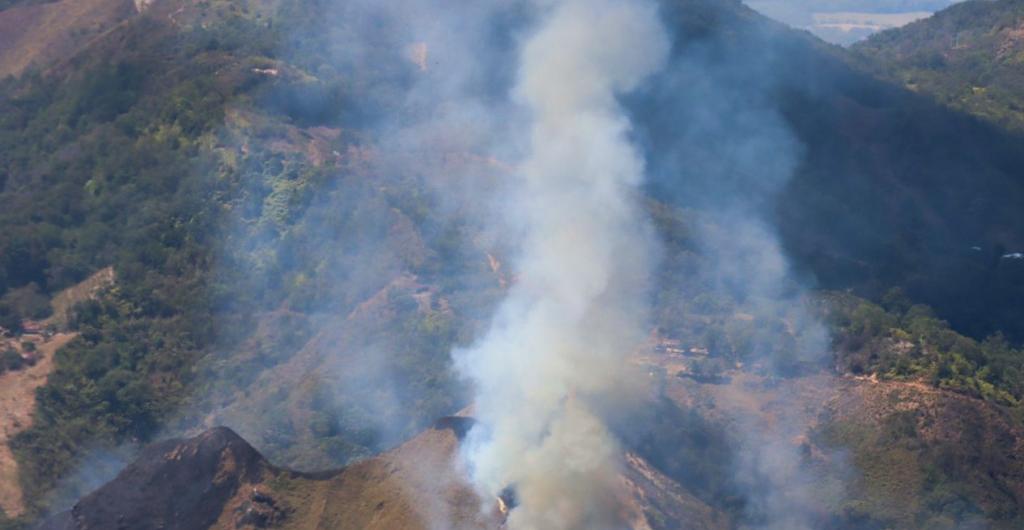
[{"x1": 39, "y1": 428, "x2": 266, "y2": 530}]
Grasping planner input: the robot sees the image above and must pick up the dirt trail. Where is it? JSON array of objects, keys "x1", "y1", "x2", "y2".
[{"x1": 0, "y1": 332, "x2": 77, "y2": 517}]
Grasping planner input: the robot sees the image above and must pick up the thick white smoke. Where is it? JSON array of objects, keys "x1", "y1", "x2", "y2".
[{"x1": 454, "y1": 1, "x2": 669, "y2": 528}]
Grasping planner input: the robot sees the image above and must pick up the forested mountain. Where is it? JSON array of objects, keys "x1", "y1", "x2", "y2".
[
  {"x1": 0, "y1": 0, "x2": 1022, "y2": 529},
  {"x1": 855, "y1": 0, "x2": 1024, "y2": 131}
]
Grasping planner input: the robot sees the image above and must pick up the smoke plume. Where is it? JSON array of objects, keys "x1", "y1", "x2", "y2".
[{"x1": 453, "y1": 1, "x2": 669, "y2": 528}]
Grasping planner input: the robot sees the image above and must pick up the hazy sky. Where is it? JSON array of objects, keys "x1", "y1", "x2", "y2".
[{"x1": 745, "y1": 0, "x2": 966, "y2": 45}]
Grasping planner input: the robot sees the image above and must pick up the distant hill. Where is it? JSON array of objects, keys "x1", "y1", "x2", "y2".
[
  {"x1": 746, "y1": 0, "x2": 963, "y2": 44},
  {"x1": 854, "y1": 0, "x2": 1024, "y2": 131}
]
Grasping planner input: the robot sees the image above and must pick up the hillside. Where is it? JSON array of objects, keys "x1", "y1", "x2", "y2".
[
  {"x1": 644, "y1": 0, "x2": 1024, "y2": 345},
  {"x1": 0, "y1": 0, "x2": 1023, "y2": 528},
  {"x1": 854, "y1": 0, "x2": 1024, "y2": 131},
  {"x1": 0, "y1": 0, "x2": 502, "y2": 520},
  {"x1": 38, "y1": 421, "x2": 726, "y2": 530}
]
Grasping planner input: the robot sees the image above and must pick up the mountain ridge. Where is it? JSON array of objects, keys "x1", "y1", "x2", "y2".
[
  {"x1": 37, "y1": 420, "x2": 728, "y2": 530},
  {"x1": 37, "y1": 361, "x2": 1024, "y2": 530}
]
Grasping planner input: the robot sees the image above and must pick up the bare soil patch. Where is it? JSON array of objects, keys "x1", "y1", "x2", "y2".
[{"x1": 0, "y1": 332, "x2": 76, "y2": 517}]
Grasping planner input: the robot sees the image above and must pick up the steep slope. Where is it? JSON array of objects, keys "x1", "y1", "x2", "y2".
[
  {"x1": 644, "y1": 0, "x2": 1024, "y2": 343},
  {"x1": 0, "y1": 0, "x2": 503, "y2": 516},
  {"x1": 0, "y1": 0, "x2": 300, "y2": 516},
  {"x1": 854, "y1": 0, "x2": 1024, "y2": 132}
]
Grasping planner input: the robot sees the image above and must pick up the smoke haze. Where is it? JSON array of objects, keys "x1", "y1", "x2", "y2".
[
  {"x1": 629, "y1": 9, "x2": 847, "y2": 527},
  {"x1": 454, "y1": 1, "x2": 669, "y2": 528},
  {"x1": 36, "y1": 0, "x2": 866, "y2": 527}
]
